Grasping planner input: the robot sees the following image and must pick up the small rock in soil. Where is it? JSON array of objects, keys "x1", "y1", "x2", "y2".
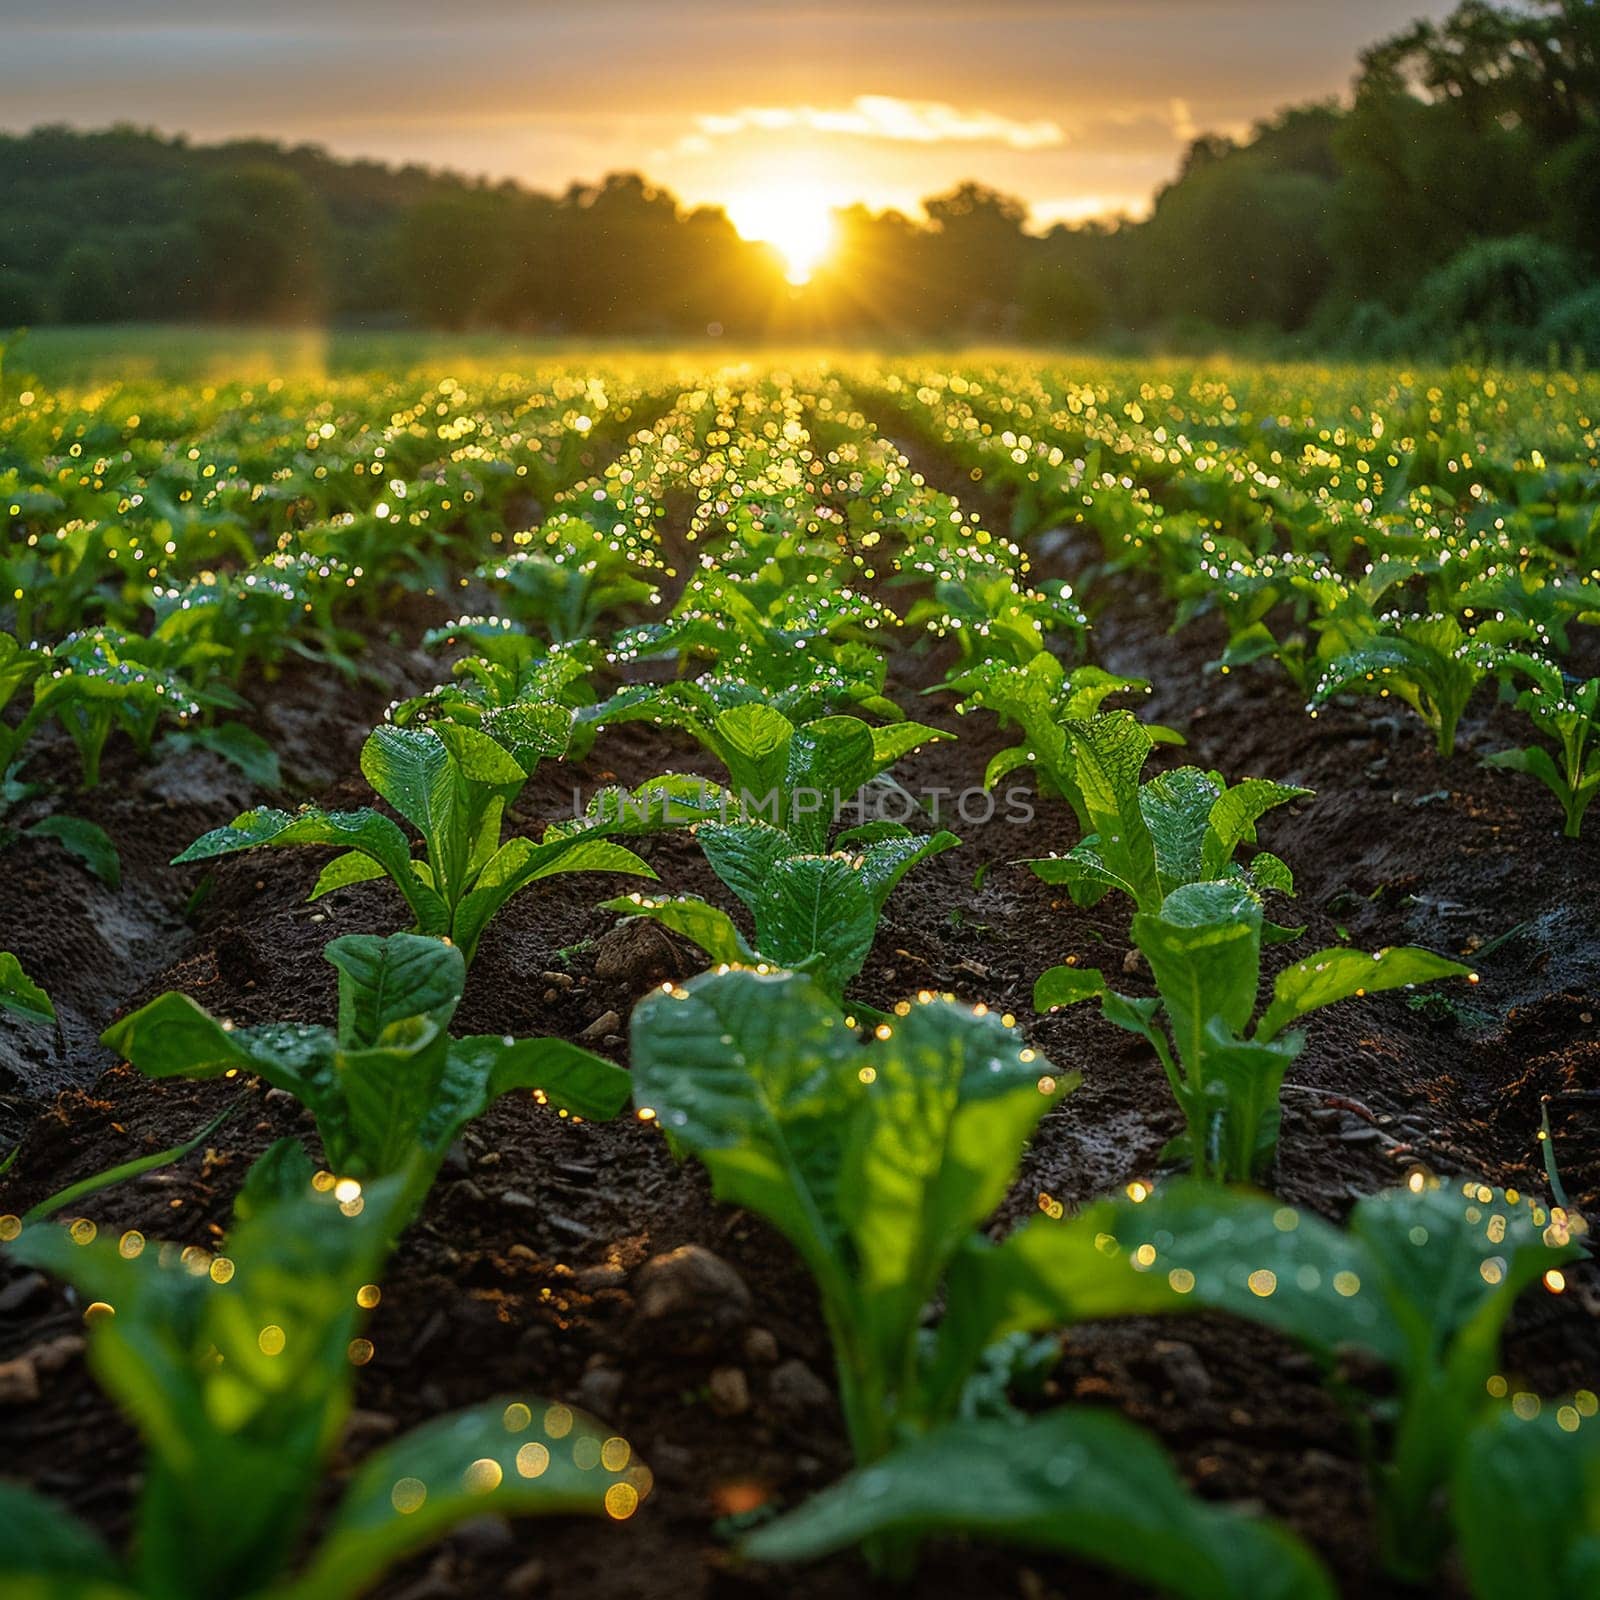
[
  {"x1": 506, "y1": 1558, "x2": 547, "y2": 1597},
  {"x1": 0, "y1": 1272, "x2": 48, "y2": 1314},
  {"x1": 541, "y1": 971, "x2": 575, "y2": 990},
  {"x1": 386, "y1": 1576, "x2": 454, "y2": 1600},
  {"x1": 633, "y1": 1244, "x2": 752, "y2": 1350},
  {"x1": 341, "y1": 1408, "x2": 399, "y2": 1451},
  {"x1": 578, "y1": 1010, "x2": 623, "y2": 1042},
  {"x1": 450, "y1": 1515, "x2": 516, "y2": 1558},
  {"x1": 647, "y1": 1441, "x2": 696, "y2": 1484},
  {"x1": 708, "y1": 1365, "x2": 750, "y2": 1416},
  {"x1": 767, "y1": 1358, "x2": 834, "y2": 1420},
  {"x1": 576, "y1": 1365, "x2": 624, "y2": 1417},
  {"x1": 743, "y1": 1326, "x2": 780, "y2": 1364},
  {"x1": 0, "y1": 1355, "x2": 41, "y2": 1404},
  {"x1": 1338, "y1": 1125, "x2": 1381, "y2": 1144},
  {"x1": 1151, "y1": 1338, "x2": 1212, "y2": 1401},
  {"x1": 0, "y1": 1334, "x2": 84, "y2": 1404}
]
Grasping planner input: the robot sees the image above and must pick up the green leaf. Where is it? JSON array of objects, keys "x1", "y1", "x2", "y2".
[
  {"x1": 1023, "y1": 842, "x2": 1133, "y2": 906},
  {"x1": 1202, "y1": 777, "x2": 1309, "y2": 876},
  {"x1": 1453, "y1": 1407, "x2": 1600, "y2": 1600},
  {"x1": 842, "y1": 992, "x2": 1077, "y2": 1405},
  {"x1": 324, "y1": 933, "x2": 464, "y2": 1046},
  {"x1": 709, "y1": 703, "x2": 794, "y2": 812},
  {"x1": 1257, "y1": 945, "x2": 1473, "y2": 1041},
  {"x1": 1194, "y1": 1017, "x2": 1303, "y2": 1181},
  {"x1": 784, "y1": 716, "x2": 876, "y2": 847},
  {"x1": 744, "y1": 1410, "x2": 1334, "y2": 1600},
  {"x1": 1032, "y1": 964, "x2": 1108, "y2": 1012},
  {"x1": 1250, "y1": 850, "x2": 1294, "y2": 895},
  {"x1": 433, "y1": 720, "x2": 529, "y2": 786},
  {"x1": 697, "y1": 821, "x2": 792, "y2": 914},
  {"x1": 359, "y1": 724, "x2": 456, "y2": 836},
  {"x1": 334, "y1": 1020, "x2": 452, "y2": 1176},
  {"x1": 184, "y1": 722, "x2": 282, "y2": 789},
  {"x1": 232, "y1": 1137, "x2": 316, "y2": 1223},
  {"x1": 1133, "y1": 880, "x2": 1262, "y2": 1064},
  {"x1": 9, "y1": 1165, "x2": 413, "y2": 1600},
  {"x1": 630, "y1": 970, "x2": 857, "y2": 1297},
  {"x1": 0, "y1": 951, "x2": 54, "y2": 1024},
  {"x1": 293, "y1": 1400, "x2": 647, "y2": 1600},
  {"x1": 479, "y1": 701, "x2": 571, "y2": 771},
  {"x1": 1140, "y1": 766, "x2": 1220, "y2": 896},
  {"x1": 307, "y1": 849, "x2": 390, "y2": 902},
  {"x1": 0, "y1": 1483, "x2": 130, "y2": 1597},
  {"x1": 1063, "y1": 712, "x2": 1160, "y2": 907},
  {"x1": 25, "y1": 815, "x2": 121, "y2": 889},
  {"x1": 599, "y1": 893, "x2": 756, "y2": 966},
  {"x1": 446, "y1": 1034, "x2": 631, "y2": 1125},
  {"x1": 174, "y1": 806, "x2": 445, "y2": 932},
  {"x1": 104, "y1": 991, "x2": 307, "y2": 1080},
  {"x1": 753, "y1": 853, "x2": 877, "y2": 998},
  {"x1": 867, "y1": 720, "x2": 951, "y2": 770}
]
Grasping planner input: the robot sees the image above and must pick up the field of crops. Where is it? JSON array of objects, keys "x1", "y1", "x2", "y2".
[{"x1": 1, "y1": 346, "x2": 1597, "y2": 1600}]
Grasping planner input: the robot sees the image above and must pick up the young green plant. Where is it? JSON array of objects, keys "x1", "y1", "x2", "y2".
[
  {"x1": 933, "y1": 1175, "x2": 1583, "y2": 1585},
  {"x1": 0, "y1": 1149, "x2": 648, "y2": 1600},
  {"x1": 633, "y1": 969, "x2": 1332, "y2": 1596},
  {"x1": 175, "y1": 712, "x2": 657, "y2": 964},
  {"x1": 105, "y1": 932, "x2": 629, "y2": 1216},
  {"x1": 1036, "y1": 880, "x2": 1471, "y2": 1181},
  {"x1": 1482, "y1": 652, "x2": 1600, "y2": 838}
]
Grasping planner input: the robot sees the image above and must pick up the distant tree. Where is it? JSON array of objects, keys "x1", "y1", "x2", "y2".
[
  {"x1": 55, "y1": 242, "x2": 121, "y2": 322},
  {"x1": 1539, "y1": 126, "x2": 1600, "y2": 263},
  {"x1": 1331, "y1": 0, "x2": 1599, "y2": 304},
  {"x1": 1131, "y1": 146, "x2": 1335, "y2": 329},
  {"x1": 1406, "y1": 234, "x2": 1584, "y2": 355},
  {"x1": 923, "y1": 182, "x2": 1030, "y2": 332},
  {"x1": 1019, "y1": 246, "x2": 1107, "y2": 342},
  {"x1": 813, "y1": 205, "x2": 931, "y2": 332},
  {"x1": 398, "y1": 190, "x2": 517, "y2": 329},
  {"x1": 193, "y1": 165, "x2": 327, "y2": 320},
  {"x1": 0, "y1": 269, "x2": 40, "y2": 326}
]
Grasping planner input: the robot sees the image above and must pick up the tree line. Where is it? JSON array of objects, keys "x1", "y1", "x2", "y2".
[{"x1": 0, "y1": 0, "x2": 1595, "y2": 357}]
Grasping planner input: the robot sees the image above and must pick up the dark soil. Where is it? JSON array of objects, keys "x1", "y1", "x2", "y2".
[{"x1": 2, "y1": 412, "x2": 1597, "y2": 1600}]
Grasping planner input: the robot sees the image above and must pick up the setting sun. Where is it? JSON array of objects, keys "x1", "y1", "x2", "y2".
[{"x1": 724, "y1": 178, "x2": 838, "y2": 286}]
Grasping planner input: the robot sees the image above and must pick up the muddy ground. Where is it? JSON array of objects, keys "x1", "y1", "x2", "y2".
[{"x1": 2, "y1": 414, "x2": 1597, "y2": 1600}]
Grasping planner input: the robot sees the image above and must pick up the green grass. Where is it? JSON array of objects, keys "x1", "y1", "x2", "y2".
[{"x1": 4, "y1": 323, "x2": 734, "y2": 387}]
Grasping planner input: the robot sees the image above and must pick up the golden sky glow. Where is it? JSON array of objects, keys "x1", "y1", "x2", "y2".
[
  {"x1": 2, "y1": 1, "x2": 1457, "y2": 229},
  {"x1": 723, "y1": 169, "x2": 839, "y2": 284}
]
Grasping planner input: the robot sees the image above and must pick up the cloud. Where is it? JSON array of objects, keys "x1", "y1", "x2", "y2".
[{"x1": 693, "y1": 95, "x2": 1066, "y2": 151}]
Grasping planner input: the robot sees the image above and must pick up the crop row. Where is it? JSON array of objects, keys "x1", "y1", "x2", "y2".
[{"x1": 2, "y1": 359, "x2": 1597, "y2": 1599}]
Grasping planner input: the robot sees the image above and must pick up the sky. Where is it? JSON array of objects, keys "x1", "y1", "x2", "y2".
[{"x1": 4, "y1": 0, "x2": 1456, "y2": 246}]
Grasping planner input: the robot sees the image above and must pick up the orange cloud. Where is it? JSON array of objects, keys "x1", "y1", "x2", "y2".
[{"x1": 693, "y1": 96, "x2": 1066, "y2": 151}]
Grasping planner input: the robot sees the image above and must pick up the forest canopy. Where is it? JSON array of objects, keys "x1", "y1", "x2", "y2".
[{"x1": 0, "y1": 0, "x2": 1595, "y2": 355}]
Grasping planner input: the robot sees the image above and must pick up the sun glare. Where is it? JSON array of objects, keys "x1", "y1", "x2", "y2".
[{"x1": 725, "y1": 180, "x2": 837, "y2": 286}]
